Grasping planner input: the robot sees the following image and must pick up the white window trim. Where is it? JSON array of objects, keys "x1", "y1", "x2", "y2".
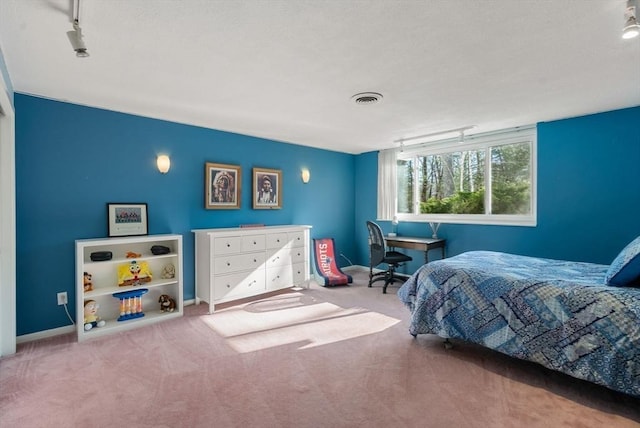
[{"x1": 385, "y1": 126, "x2": 537, "y2": 227}]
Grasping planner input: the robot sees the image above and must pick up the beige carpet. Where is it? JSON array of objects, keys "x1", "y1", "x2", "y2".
[{"x1": 1, "y1": 270, "x2": 639, "y2": 428}]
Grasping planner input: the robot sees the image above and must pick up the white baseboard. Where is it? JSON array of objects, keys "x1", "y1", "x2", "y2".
[
  {"x1": 342, "y1": 265, "x2": 371, "y2": 273},
  {"x1": 17, "y1": 299, "x2": 199, "y2": 344},
  {"x1": 16, "y1": 325, "x2": 75, "y2": 344}
]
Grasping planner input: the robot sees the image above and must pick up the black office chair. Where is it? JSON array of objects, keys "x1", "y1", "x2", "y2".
[{"x1": 366, "y1": 220, "x2": 412, "y2": 294}]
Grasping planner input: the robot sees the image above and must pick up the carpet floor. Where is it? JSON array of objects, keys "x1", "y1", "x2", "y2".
[{"x1": 1, "y1": 269, "x2": 639, "y2": 427}]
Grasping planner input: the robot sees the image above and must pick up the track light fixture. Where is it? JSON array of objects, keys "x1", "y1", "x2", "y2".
[
  {"x1": 623, "y1": 0, "x2": 640, "y2": 39},
  {"x1": 67, "y1": 0, "x2": 89, "y2": 57}
]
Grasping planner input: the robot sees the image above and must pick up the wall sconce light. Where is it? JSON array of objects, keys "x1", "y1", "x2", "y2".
[
  {"x1": 301, "y1": 168, "x2": 310, "y2": 183},
  {"x1": 157, "y1": 155, "x2": 171, "y2": 174}
]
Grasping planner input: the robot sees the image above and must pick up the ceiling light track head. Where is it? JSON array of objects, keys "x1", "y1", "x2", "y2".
[
  {"x1": 68, "y1": 2, "x2": 90, "y2": 57},
  {"x1": 623, "y1": 0, "x2": 640, "y2": 39}
]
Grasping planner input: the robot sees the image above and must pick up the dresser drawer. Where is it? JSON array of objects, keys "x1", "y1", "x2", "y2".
[
  {"x1": 288, "y1": 231, "x2": 306, "y2": 248},
  {"x1": 291, "y1": 262, "x2": 307, "y2": 284},
  {"x1": 214, "y1": 252, "x2": 266, "y2": 274},
  {"x1": 266, "y1": 265, "x2": 294, "y2": 290},
  {"x1": 214, "y1": 236, "x2": 241, "y2": 255},
  {"x1": 266, "y1": 246, "x2": 294, "y2": 268},
  {"x1": 266, "y1": 232, "x2": 289, "y2": 249},
  {"x1": 214, "y1": 270, "x2": 266, "y2": 301},
  {"x1": 241, "y1": 234, "x2": 265, "y2": 252}
]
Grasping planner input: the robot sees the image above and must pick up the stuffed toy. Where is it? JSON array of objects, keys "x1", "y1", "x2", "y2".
[
  {"x1": 158, "y1": 294, "x2": 177, "y2": 312},
  {"x1": 83, "y1": 272, "x2": 93, "y2": 292},
  {"x1": 161, "y1": 263, "x2": 175, "y2": 279},
  {"x1": 117, "y1": 260, "x2": 152, "y2": 286},
  {"x1": 84, "y1": 300, "x2": 106, "y2": 331}
]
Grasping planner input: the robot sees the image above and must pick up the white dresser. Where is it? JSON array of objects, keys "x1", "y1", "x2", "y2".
[{"x1": 192, "y1": 225, "x2": 311, "y2": 313}]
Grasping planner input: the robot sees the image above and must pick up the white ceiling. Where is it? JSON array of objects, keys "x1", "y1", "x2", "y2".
[{"x1": 1, "y1": 0, "x2": 639, "y2": 154}]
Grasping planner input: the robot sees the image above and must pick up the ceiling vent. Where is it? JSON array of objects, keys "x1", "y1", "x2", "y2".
[{"x1": 351, "y1": 92, "x2": 383, "y2": 105}]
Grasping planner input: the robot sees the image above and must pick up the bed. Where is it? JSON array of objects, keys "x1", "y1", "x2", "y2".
[{"x1": 397, "y1": 243, "x2": 640, "y2": 397}]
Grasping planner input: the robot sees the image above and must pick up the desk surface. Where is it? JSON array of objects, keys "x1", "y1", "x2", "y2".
[
  {"x1": 386, "y1": 235, "x2": 444, "y2": 245},
  {"x1": 385, "y1": 235, "x2": 446, "y2": 263}
]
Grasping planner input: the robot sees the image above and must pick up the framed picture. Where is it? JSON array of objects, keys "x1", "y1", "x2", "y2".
[
  {"x1": 107, "y1": 203, "x2": 148, "y2": 237},
  {"x1": 253, "y1": 167, "x2": 282, "y2": 209},
  {"x1": 205, "y1": 162, "x2": 241, "y2": 209}
]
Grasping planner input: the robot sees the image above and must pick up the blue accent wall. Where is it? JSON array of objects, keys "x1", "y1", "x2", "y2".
[
  {"x1": 15, "y1": 94, "x2": 355, "y2": 335},
  {"x1": 14, "y1": 93, "x2": 640, "y2": 336},
  {"x1": 354, "y1": 106, "x2": 640, "y2": 275}
]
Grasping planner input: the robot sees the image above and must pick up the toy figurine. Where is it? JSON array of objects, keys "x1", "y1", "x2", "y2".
[
  {"x1": 83, "y1": 272, "x2": 93, "y2": 292},
  {"x1": 158, "y1": 294, "x2": 176, "y2": 312},
  {"x1": 84, "y1": 299, "x2": 106, "y2": 331}
]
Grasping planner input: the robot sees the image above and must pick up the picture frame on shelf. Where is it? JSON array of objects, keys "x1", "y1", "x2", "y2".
[
  {"x1": 253, "y1": 167, "x2": 282, "y2": 209},
  {"x1": 205, "y1": 162, "x2": 241, "y2": 209},
  {"x1": 106, "y1": 203, "x2": 148, "y2": 237}
]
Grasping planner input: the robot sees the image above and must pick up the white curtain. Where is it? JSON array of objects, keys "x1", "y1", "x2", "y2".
[{"x1": 377, "y1": 149, "x2": 396, "y2": 220}]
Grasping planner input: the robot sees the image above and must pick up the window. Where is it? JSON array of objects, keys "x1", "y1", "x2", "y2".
[{"x1": 384, "y1": 126, "x2": 536, "y2": 226}]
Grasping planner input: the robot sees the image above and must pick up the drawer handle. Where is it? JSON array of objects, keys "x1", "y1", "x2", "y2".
[
  {"x1": 227, "y1": 262, "x2": 231, "y2": 266},
  {"x1": 253, "y1": 258, "x2": 257, "y2": 262},
  {"x1": 226, "y1": 243, "x2": 231, "y2": 247},
  {"x1": 226, "y1": 284, "x2": 231, "y2": 288},
  {"x1": 253, "y1": 241, "x2": 256, "y2": 245}
]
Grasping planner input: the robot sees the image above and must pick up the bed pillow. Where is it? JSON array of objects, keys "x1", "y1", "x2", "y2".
[{"x1": 605, "y1": 236, "x2": 640, "y2": 286}]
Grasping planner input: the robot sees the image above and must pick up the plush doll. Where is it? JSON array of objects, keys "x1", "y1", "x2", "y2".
[
  {"x1": 161, "y1": 263, "x2": 175, "y2": 279},
  {"x1": 158, "y1": 294, "x2": 176, "y2": 313},
  {"x1": 83, "y1": 272, "x2": 93, "y2": 292},
  {"x1": 84, "y1": 300, "x2": 106, "y2": 331},
  {"x1": 117, "y1": 260, "x2": 152, "y2": 286}
]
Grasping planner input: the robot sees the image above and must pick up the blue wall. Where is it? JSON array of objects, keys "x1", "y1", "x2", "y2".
[
  {"x1": 354, "y1": 106, "x2": 640, "y2": 274},
  {"x1": 14, "y1": 94, "x2": 640, "y2": 336},
  {"x1": 15, "y1": 94, "x2": 355, "y2": 335}
]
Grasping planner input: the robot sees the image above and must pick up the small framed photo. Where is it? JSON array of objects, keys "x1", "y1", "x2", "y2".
[
  {"x1": 107, "y1": 203, "x2": 148, "y2": 237},
  {"x1": 253, "y1": 167, "x2": 282, "y2": 209},
  {"x1": 205, "y1": 162, "x2": 241, "y2": 209}
]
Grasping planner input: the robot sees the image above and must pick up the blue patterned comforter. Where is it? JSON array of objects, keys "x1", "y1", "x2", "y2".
[{"x1": 397, "y1": 251, "x2": 640, "y2": 396}]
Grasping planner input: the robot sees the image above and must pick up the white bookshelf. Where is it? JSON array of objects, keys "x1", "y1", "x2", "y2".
[{"x1": 75, "y1": 234, "x2": 183, "y2": 341}]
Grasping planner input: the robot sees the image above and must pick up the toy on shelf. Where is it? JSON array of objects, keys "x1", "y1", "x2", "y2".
[
  {"x1": 158, "y1": 294, "x2": 177, "y2": 312},
  {"x1": 126, "y1": 251, "x2": 142, "y2": 258},
  {"x1": 118, "y1": 260, "x2": 152, "y2": 286},
  {"x1": 83, "y1": 272, "x2": 93, "y2": 292},
  {"x1": 84, "y1": 300, "x2": 106, "y2": 331},
  {"x1": 161, "y1": 263, "x2": 175, "y2": 279},
  {"x1": 113, "y1": 288, "x2": 149, "y2": 321}
]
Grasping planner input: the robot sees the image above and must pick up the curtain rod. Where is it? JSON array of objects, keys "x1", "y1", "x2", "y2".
[
  {"x1": 393, "y1": 125, "x2": 475, "y2": 144},
  {"x1": 391, "y1": 124, "x2": 536, "y2": 152}
]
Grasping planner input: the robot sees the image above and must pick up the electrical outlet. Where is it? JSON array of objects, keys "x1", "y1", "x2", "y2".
[{"x1": 57, "y1": 292, "x2": 68, "y2": 306}]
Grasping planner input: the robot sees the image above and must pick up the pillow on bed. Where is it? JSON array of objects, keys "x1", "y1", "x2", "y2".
[{"x1": 605, "y1": 236, "x2": 640, "y2": 287}]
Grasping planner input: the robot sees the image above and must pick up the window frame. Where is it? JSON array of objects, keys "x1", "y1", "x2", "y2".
[{"x1": 392, "y1": 126, "x2": 537, "y2": 227}]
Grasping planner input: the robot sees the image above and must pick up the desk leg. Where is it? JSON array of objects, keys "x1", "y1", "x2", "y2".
[{"x1": 424, "y1": 250, "x2": 429, "y2": 264}]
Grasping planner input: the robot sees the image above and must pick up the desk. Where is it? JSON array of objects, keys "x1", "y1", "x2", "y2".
[{"x1": 385, "y1": 236, "x2": 446, "y2": 264}]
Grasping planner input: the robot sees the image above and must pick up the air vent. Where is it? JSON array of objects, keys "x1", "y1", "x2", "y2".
[{"x1": 351, "y1": 92, "x2": 383, "y2": 105}]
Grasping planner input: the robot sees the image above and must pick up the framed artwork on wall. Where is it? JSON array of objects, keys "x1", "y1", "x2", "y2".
[
  {"x1": 253, "y1": 167, "x2": 282, "y2": 209},
  {"x1": 107, "y1": 203, "x2": 148, "y2": 237},
  {"x1": 205, "y1": 162, "x2": 241, "y2": 209}
]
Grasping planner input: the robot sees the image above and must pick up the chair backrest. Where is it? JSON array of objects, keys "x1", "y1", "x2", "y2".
[{"x1": 366, "y1": 221, "x2": 386, "y2": 265}]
